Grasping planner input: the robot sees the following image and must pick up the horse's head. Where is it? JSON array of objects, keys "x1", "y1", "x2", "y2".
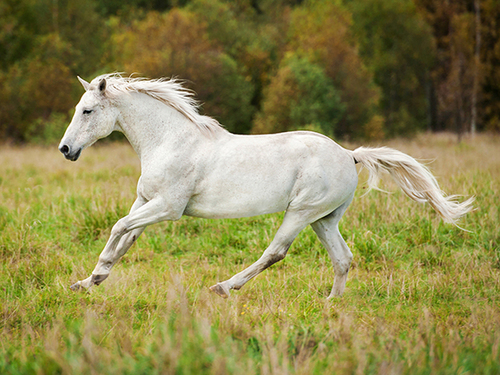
[{"x1": 59, "y1": 76, "x2": 119, "y2": 161}]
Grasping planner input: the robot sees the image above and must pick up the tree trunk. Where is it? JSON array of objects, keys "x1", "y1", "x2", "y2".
[{"x1": 471, "y1": 0, "x2": 481, "y2": 135}]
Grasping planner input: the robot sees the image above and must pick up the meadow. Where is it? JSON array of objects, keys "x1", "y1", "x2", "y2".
[{"x1": 1, "y1": 133, "x2": 499, "y2": 374}]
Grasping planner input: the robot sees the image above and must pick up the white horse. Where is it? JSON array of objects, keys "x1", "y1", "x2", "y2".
[{"x1": 59, "y1": 74, "x2": 473, "y2": 299}]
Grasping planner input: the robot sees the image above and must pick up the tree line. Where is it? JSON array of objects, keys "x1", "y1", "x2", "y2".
[{"x1": 0, "y1": 0, "x2": 498, "y2": 143}]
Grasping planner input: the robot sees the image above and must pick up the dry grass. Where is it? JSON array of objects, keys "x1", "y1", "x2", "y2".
[{"x1": 1, "y1": 133, "x2": 499, "y2": 374}]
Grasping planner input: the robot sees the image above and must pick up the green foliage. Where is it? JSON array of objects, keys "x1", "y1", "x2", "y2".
[
  {"x1": 0, "y1": 34, "x2": 75, "y2": 141},
  {"x1": 0, "y1": 0, "x2": 38, "y2": 70},
  {"x1": 350, "y1": 0, "x2": 435, "y2": 136},
  {"x1": 286, "y1": 0, "x2": 380, "y2": 138},
  {"x1": 0, "y1": 0, "x2": 108, "y2": 75},
  {"x1": 109, "y1": 8, "x2": 255, "y2": 133},
  {"x1": 481, "y1": 0, "x2": 500, "y2": 132},
  {"x1": 187, "y1": 0, "x2": 289, "y2": 129},
  {"x1": 0, "y1": 0, "x2": 107, "y2": 141},
  {"x1": 254, "y1": 55, "x2": 345, "y2": 135},
  {"x1": 25, "y1": 112, "x2": 70, "y2": 145},
  {"x1": 1, "y1": 0, "x2": 499, "y2": 141},
  {"x1": 96, "y1": 0, "x2": 177, "y2": 17},
  {"x1": 188, "y1": 0, "x2": 256, "y2": 59}
]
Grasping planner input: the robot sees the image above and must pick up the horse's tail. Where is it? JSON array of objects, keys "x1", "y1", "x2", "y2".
[{"x1": 350, "y1": 146, "x2": 474, "y2": 225}]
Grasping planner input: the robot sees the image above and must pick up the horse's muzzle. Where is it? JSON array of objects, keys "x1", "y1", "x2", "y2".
[{"x1": 59, "y1": 144, "x2": 82, "y2": 161}]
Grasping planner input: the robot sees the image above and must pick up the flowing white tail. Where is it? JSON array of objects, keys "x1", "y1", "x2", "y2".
[{"x1": 350, "y1": 147, "x2": 474, "y2": 225}]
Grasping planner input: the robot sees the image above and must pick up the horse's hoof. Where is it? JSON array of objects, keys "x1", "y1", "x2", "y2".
[
  {"x1": 210, "y1": 283, "x2": 230, "y2": 298},
  {"x1": 70, "y1": 281, "x2": 82, "y2": 291},
  {"x1": 327, "y1": 291, "x2": 344, "y2": 300}
]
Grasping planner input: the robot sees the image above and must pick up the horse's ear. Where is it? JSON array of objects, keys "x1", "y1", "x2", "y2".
[
  {"x1": 77, "y1": 76, "x2": 90, "y2": 91},
  {"x1": 98, "y1": 78, "x2": 107, "y2": 94}
]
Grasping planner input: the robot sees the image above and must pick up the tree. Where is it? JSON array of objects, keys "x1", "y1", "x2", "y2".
[
  {"x1": 0, "y1": 0, "x2": 109, "y2": 141},
  {"x1": 480, "y1": 0, "x2": 500, "y2": 132},
  {"x1": 0, "y1": 34, "x2": 75, "y2": 140},
  {"x1": 254, "y1": 55, "x2": 345, "y2": 135},
  {"x1": 109, "y1": 9, "x2": 255, "y2": 133},
  {"x1": 188, "y1": 0, "x2": 292, "y2": 128},
  {"x1": 414, "y1": 0, "x2": 487, "y2": 137},
  {"x1": 471, "y1": 0, "x2": 481, "y2": 135},
  {"x1": 350, "y1": 0, "x2": 435, "y2": 136},
  {"x1": 286, "y1": 0, "x2": 380, "y2": 139}
]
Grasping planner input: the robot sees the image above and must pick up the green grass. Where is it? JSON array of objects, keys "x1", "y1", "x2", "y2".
[{"x1": 1, "y1": 133, "x2": 499, "y2": 374}]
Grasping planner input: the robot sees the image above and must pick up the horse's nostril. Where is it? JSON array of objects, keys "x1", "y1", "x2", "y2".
[{"x1": 60, "y1": 145, "x2": 70, "y2": 155}]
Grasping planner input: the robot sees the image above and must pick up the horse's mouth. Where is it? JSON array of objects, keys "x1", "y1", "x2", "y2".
[{"x1": 65, "y1": 148, "x2": 82, "y2": 161}]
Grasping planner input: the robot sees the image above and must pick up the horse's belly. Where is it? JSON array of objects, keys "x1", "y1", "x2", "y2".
[
  {"x1": 184, "y1": 199, "x2": 289, "y2": 219},
  {"x1": 183, "y1": 177, "x2": 293, "y2": 219}
]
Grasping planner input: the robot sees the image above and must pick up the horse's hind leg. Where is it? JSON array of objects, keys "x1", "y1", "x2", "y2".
[
  {"x1": 210, "y1": 210, "x2": 311, "y2": 298},
  {"x1": 311, "y1": 197, "x2": 353, "y2": 299}
]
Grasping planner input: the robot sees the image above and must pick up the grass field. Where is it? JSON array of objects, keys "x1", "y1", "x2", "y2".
[{"x1": 1, "y1": 133, "x2": 499, "y2": 374}]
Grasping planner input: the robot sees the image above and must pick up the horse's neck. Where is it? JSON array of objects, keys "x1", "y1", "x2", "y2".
[{"x1": 115, "y1": 94, "x2": 200, "y2": 160}]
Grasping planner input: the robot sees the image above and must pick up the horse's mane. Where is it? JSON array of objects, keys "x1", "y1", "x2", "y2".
[{"x1": 89, "y1": 73, "x2": 226, "y2": 135}]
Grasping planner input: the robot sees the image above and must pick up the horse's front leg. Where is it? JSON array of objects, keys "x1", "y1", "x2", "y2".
[
  {"x1": 70, "y1": 227, "x2": 145, "y2": 290},
  {"x1": 70, "y1": 196, "x2": 176, "y2": 291}
]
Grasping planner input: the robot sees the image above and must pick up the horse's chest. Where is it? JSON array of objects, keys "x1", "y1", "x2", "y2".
[{"x1": 137, "y1": 165, "x2": 196, "y2": 203}]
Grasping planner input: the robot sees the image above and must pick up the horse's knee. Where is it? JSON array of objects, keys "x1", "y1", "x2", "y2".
[
  {"x1": 338, "y1": 260, "x2": 351, "y2": 275},
  {"x1": 344, "y1": 252, "x2": 353, "y2": 271},
  {"x1": 262, "y1": 250, "x2": 287, "y2": 269},
  {"x1": 262, "y1": 245, "x2": 290, "y2": 269},
  {"x1": 335, "y1": 248, "x2": 353, "y2": 274}
]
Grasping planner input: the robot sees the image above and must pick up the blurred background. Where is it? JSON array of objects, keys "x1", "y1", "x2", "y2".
[{"x1": 0, "y1": 0, "x2": 498, "y2": 143}]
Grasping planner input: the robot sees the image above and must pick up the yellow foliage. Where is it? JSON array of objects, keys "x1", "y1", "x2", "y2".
[
  {"x1": 0, "y1": 34, "x2": 74, "y2": 140},
  {"x1": 253, "y1": 65, "x2": 297, "y2": 134},
  {"x1": 111, "y1": 9, "x2": 220, "y2": 80},
  {"x1": 287, "y1": 0, "x2": 380, "y2": 137},
  {"x1": 110, "y1": 9, "x2": 254, "y2": 133},
  {"x1": 363, "y1": 115, "x2": 386, "y2": 140}
]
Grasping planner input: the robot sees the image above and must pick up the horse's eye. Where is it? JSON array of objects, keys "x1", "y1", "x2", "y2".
[{"x1": 83, "y1": 109, "x2": 93, "y2": 115}]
